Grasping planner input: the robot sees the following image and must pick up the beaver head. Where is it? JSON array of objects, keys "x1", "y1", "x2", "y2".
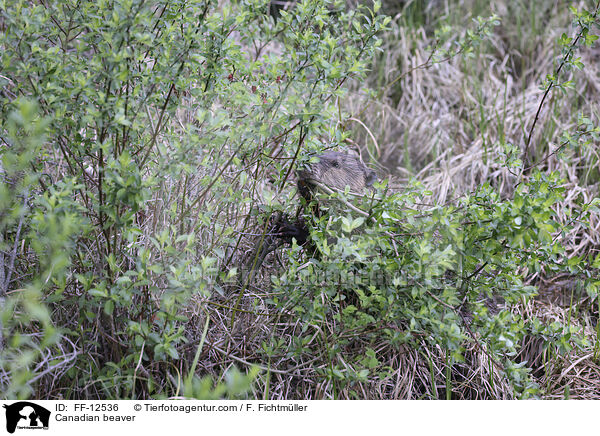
[{"x1": 296, "y1": 151, "x2": 377, "y2": 200}]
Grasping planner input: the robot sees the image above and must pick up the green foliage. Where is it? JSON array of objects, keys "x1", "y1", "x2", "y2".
[
  {"x1": 265, "y1": 2, "x2": 600, "y2": 399},
  {"x1": 432, "y1": 14, "x2": 501, "y2": 62},
  {"x1": 0, "y1": 0, "x2": 387, "y2": 398},
  {"x1": 273, "y1": 168, "x2": 591, "y2": 398},
  {"x1": 1, "y1": 100, "x2": 83, "y2": 398},
  {"x1": 182, "y1": 366, "x2": 260, "y2": 400},
  {"x1": 2, "y1": 0, "x2": 598, "y2": 400}
]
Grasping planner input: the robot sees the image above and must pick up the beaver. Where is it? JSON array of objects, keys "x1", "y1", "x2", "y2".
[
  {"x1": 296, "y1": 151, "x2": 377, "y2": 201},
  {"x1": 240, "y1": 151, "x2": 376, "y2": 290}
]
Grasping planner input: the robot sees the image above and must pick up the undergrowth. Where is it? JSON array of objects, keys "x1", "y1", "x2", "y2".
[{"x1": 1, "y1": 0, "x2": 599, "y2": 399}]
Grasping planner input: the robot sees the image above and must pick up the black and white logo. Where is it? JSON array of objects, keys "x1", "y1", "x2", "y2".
[{"x1": 3, "y1": 402, "x2": 50, "y2": 434}]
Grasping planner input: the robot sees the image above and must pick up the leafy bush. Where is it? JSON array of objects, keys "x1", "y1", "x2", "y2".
[
  {"x1": 274, "y1": 167, "x2": 597, "y2": 398},
  {"x1": 0, "y1": 0, "x2": 388, "y2": 398}
]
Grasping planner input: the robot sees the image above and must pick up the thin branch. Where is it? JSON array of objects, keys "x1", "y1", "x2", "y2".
[{"x1": 521, "y1": 1, "x2": 600, "y2": 169}]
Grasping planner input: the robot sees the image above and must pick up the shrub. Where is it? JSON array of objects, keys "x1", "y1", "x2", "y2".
[
  {"x1": 273, "y1": 168, "x2": 596, "y2": 398},
  {"x1": 0, "y1": 0, "x2": 388, "y2": 398}
]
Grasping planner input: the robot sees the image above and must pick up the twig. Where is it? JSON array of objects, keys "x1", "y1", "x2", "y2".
[{"x1": 521, "y1": 1, "x2": 600, "y2": 170}]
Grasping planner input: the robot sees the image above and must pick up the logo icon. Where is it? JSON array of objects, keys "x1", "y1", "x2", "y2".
[{"x1": 2, "y1": 402, "x2": 50, "y2": 434}]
